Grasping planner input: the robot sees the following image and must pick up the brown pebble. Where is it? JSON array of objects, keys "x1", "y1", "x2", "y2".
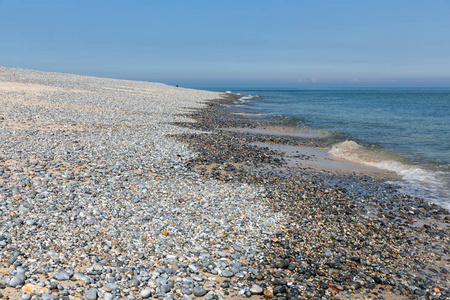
[{"x1": 264, "y1": 290, "x2": 275, "y2": 298}]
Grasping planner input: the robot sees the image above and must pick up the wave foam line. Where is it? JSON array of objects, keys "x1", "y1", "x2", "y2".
[{"x1": 329, "y1": 141, "x2": 449, "y2": 209}]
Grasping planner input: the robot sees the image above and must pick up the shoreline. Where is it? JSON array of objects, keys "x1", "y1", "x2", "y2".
[
  {"x1": 173, "y1": 93, "x2": 450, "y2": 299},
  {"x1": 0, "y1": 67, "x2": 448, "y2": 300}
]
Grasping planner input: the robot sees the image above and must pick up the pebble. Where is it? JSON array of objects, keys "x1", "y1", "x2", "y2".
[
  {"x1": 192, "y1": 286, "x2": 207, "y2": 297},
  {"x1": 250, "y1": 284, "x2": 263, "y2": 295},
  {"x1": 104, "y1": 293, "x2": 114, "y2": 300},
  {"x1": 140, "y1": 288, "x2": 152, "y2": 298},
  {"x1": 53, "y1": 270, "x2": 71, "y2": 281},
  {"x1": 85, "y1": 288, "x2": 99, "y2": 300},
  {"x1": 9, "y1": 276, "x2": 25, "y2": 287},
  {"x1": 221, "y1": 270, "x2": 234, "y2": 278}
]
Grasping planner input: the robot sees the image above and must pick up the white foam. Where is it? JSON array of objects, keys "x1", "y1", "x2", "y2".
[
  {"x1": 239, "y1": 95, "x2": 255, "y2": 102},
  {"x1": 329, "y1": 141, "x2": 449, "y2": 209}
]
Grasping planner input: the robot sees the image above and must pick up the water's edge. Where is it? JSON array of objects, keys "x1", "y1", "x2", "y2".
[{"x1": 223, "y1": 91, "x2": 449, "y2": 211}]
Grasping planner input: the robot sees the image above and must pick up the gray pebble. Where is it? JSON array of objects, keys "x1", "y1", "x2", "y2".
[
  {"x1": 221, "y1": 270, "x2": 234, "y2": 278},
  {"x1": 21, "y1": 294, "x2": 32, "y2": 300},
  {"x1": 53, "y1": 270, "x2": 71, "y2": 281},
  {"x1": 140, "y1": 288, "x2": 152, "y2": 298},
  {"x1": 192, "y1": 286, "x2": 207, "y2": 297},
  {"x1": 9, "y1": 276, "x2": 25, "y2": 287},
  {"x1": 85, "y1": 288, "x2": 99, "y2": 300},
  {"x1": 250, "y1": 284, "x2": 263, "y2": 295}
]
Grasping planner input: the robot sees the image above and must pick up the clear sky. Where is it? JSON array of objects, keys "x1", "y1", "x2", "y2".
[{"x1": 1, "y1": 0, "x2": 449, "y2": 87}]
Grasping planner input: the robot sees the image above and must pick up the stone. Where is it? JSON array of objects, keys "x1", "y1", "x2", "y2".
[
  {"x1": 21, "y1": 294, "x2": 31, "y2": 300},
  {"x1": 192, "y1": 286, "x2": 207, "y2": 297},
  {"x1": 41, "y1": 294, "x2": 55, "y2": 300},
  {"x1": 250, "y1": 284, "x2": 263, "y2": 295},
  {"x1": 9, "y1": 276, "x2": 25, "y2": 287},
  {"x1": 22, "y1": 284, "x2": 49, "y2": 294},
  {"x1": 85, "y1": 288, "x2": 98, "y2": 300},
  {"x1": 140, "y1": 288, "x2": 152, "y2": 298},
  {"x1": 25, "y1": 219, "x2": 37, "y2": 226},
  {"x1": 53, "y1": 270, "x2": 71, "y2": 281},
  {"x1": 275, "y1": 259, "x2": 289, "y2": 269},
  {"x1": 130, "y1": 278, "x2": 140, "y2": 286},
  {"x1": 160, "y1": 284, "x2": 172, "y2": 293},
  {"x1": 273, "y1": 278, "x2": 287, "y2": 286},
  {"x1": 221, "y1": 270, "x2": 234, "y2": 278},
  {"x1": 264, "y1": 290, "x2": 275, "y2": 298},
  {"x1": 349, "y1": 281, "x2": 362, "y2": 289},
  {"x1": 104, "y1": 293, "x2": 114, "y2": 300},
  {"x1": 273, "y1": 285, "x2": 287, "y2": 295}
]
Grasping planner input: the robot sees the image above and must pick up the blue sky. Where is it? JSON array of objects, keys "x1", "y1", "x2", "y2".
[{"x1": 1, "y1": 0, "x2": 449, "y2": 87}]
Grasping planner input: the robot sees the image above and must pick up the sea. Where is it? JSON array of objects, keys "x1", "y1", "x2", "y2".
[{"x1": 205, "y1": 88, "x2": 450, "y2": 210}]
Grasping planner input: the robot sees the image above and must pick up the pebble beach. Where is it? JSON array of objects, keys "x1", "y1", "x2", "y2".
[{"x1": 0, "y1": 67, "x2": 448, "y2": 300}]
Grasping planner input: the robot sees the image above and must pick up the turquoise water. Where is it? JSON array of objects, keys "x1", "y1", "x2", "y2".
[{"x1": 213, "y1": 88, "x2": 450, "y2": 209}]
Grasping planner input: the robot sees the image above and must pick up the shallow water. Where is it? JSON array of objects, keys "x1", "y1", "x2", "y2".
[{"x1": 211, "y1": 88, "x2": 450, "y2": 209}]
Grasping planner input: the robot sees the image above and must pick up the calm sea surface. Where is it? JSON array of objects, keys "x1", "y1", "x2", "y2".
[{"x1": 206, "y1": 88, "x2": 450, "y2": 209}]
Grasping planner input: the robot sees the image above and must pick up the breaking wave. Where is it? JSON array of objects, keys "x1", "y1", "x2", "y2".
[{"x1": 329, "y1": 141, "x2": 449, "y2": 209}]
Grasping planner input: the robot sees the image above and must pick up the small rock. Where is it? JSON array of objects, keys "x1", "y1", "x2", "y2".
[
  {"x1": 275, "y1": 259, "x2": 289, "y2": 269},
  {"x1": 273, "y1": 285, "x2": 286, "y2": 295},
  {"x1": 349, "y1": 281, "x2": 362, "y2": 289},
  {"x1": 85, "y1": 288, "x2": 98, "y2": 300},
  {"x1": 273, "y1": 278, "x2": 287, "y2": 286},
  {"x1": 221, "y1": 270, "x2": 234, "y2": 278},
  {"x1": 22, "y1": 284, "x2": 49, "y2": 294},
  {"x1": 264, "y1": 290, "x2": 275, "y2": 298},
  {"x1": 9, "y1": 276, "x2": 25, "y2": 287},
  {"x1": 192, "y1": 286, "x2": 207, "y2": 297},
  {"x1": 160, "y1": 284, "x2": 172, "y2": 293},
  {"x1": 250, "y1": 284, "x2": 263, "y2": 295},
  {"x1": 140, "y1": 288, "x2": 152, "y2": 299},
  {"x1": 25, "y1": 219, "x2": 37, "y2": 226},
  {"x1": 53, "y1": 271, "x2": 71, "y2": 281},
  {"x1": 104, "y1": 292, "x2": 114, "y2": 300}
]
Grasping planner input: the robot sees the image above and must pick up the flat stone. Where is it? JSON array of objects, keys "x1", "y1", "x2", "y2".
[
  {"x1": 192, "y1": 286, "x2": 207, "y2": 297},
  {"x1": 221, "y1": 270, "x2": 234, "y2": 278},
  {"x1": 192, "y1": 275, "x2": 204, "y2": 282},
  {"x1": 53, "y1": 271, "x2": 71, "y2": 281},
  {"x1": 273, "y1": 278, "x2": 287, "y2": 286},
  {"x1": 250, "y1": 284, "x2": 263, "y2": 295}
]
